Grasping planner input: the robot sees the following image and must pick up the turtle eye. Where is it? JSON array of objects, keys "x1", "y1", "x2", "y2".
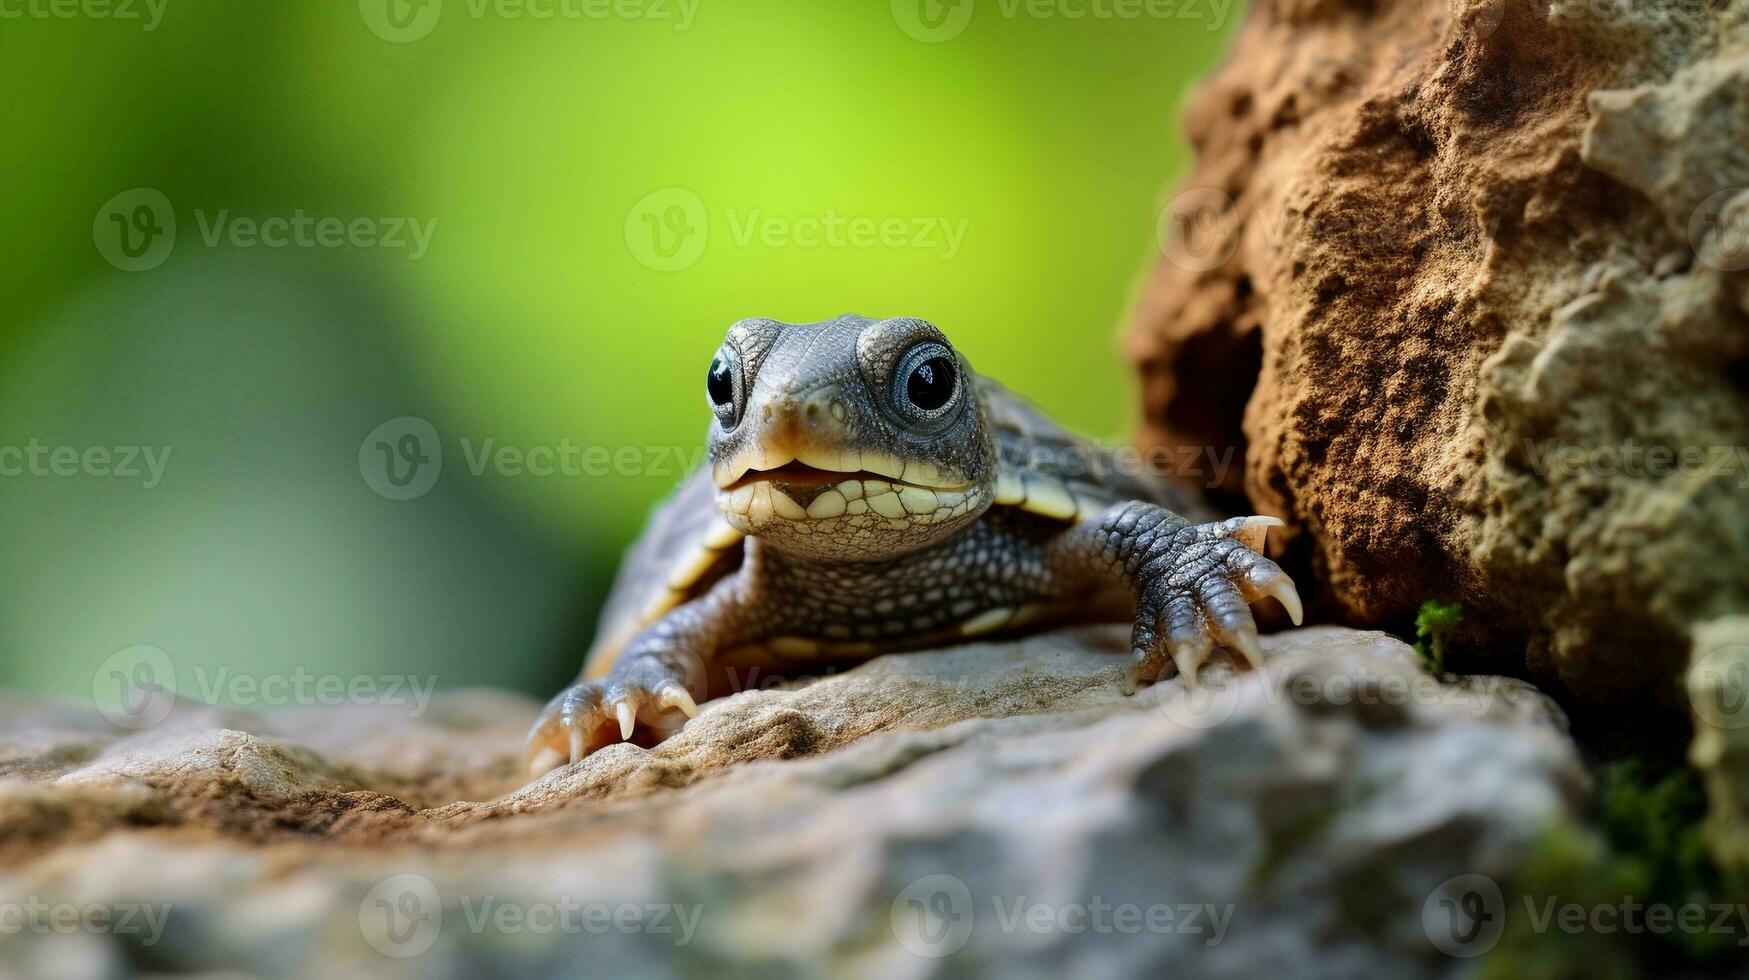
[
  {"x1": 706, "y1": 348, "x2": 741, "y2": 425},
  {"x1": 892, "y1": 341, "x2": 960, "y2": 421}
]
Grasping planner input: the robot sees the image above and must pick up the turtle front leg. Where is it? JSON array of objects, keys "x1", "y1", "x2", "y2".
[
  {"x1": 1049, "y1": 501, "x2": 1303, "y2": 688},
  {"x1": 526, "y1": 584, "x2": 743, "y2": 774}
]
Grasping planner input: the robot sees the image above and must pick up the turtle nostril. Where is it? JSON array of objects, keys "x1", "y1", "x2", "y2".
[{"x1": 804, "y1": 402, "x2": 823, "y2": 426}]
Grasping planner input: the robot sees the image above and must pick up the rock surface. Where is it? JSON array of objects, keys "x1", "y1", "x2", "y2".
[
  {"x1": 1129, "y1": 0, "x2": 1749, "y2": 707},
  {"x1": 0, "y1": 627, "x2": 1584, "y2": 977},
  {"x1": 1688, "y1": 614, "x2": 1749, "y2": 868}
]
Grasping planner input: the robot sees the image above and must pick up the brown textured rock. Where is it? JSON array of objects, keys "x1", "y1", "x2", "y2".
[
  {"x1": 1131, "y1": 0, "x2": 1749, "y2": 706},
  {"x1": 0, "y1": 628, "x2": 1584, "y2": 976}
]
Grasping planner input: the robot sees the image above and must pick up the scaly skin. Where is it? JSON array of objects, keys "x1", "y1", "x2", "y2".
[{"x1": 527, "y1": 315, "x2": 1301, "y2": 771}]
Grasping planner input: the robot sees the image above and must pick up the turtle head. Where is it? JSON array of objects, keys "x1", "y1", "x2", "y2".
[{"x1": 705, "y1": 314, "x2": 997, "y2": 560}]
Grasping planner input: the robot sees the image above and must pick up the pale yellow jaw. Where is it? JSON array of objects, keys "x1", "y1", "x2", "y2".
[
  {"x1": 712, "y1": 447, "x2": 965, "y2": 494},
  {"x1": 721, "y1": 476, "x2": 981, "y2": 528}
]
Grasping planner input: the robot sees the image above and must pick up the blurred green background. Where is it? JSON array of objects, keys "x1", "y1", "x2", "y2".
[{"x1": 0, "y1": 0, "x2": 1237, "y2": 704}]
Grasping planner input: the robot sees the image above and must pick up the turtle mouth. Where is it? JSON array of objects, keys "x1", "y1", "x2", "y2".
[
  {"x1": 716, "y1": 453, "x2": 972, "y2": 493},
  {"x1": 716, "y1": 454, "x2": 984, "y2": 526},
  {"x1": 725, "y1": 463, "x2": 946, "y2": 491}
]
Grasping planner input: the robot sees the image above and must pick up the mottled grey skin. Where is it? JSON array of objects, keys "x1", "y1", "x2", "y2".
[{"x1": 527, "y1": 315, "x2": 1301, "y2": 770}]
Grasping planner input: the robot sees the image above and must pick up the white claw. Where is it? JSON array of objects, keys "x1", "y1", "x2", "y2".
[
  {"x1": 1230, "y1": 631, "x2": 1265, "y2": 673},
  {"x1": 1171, "y1": 642, "x2": 1203, "y2": 688},
  {"x1": 616, "y1": 701, "x2": 637, "y2": 741},
  {"x1": 1231, "y1": 515, "x2": 1284, "y2": 552},
  {"x1": 568, "y1": 728, "x2": 584, "y2": 766},
  {"x1": 660, "y1": 684, "x2": 700, "y2": 720},
  {"x1": 1264, "y1": 576, "x2": 1304, "y2": 626}
]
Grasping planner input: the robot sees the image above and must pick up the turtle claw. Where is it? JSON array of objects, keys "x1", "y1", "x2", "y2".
[
  {"x1": 1224, "y1": 629, "x2": 1266, "y2": 674},
  {"x1": 1261, "y1": 575, "x2": 1304, "y2": 626},
  {"x1": 1222, "y1": 514, "x2": 1283, "y2": 552},
  {"x1": 1170, "y1": 641, "x2": 1206, "y2": 687},
  {"x1": 657, "y1": 683, "x2": 700, "y2": 719},
  {"x1": 525, "y1": 662, "x2": 704, "y2": 775},
  {"x1": 1125, "y1": 515, "x2": 1298, "y2": 689}
]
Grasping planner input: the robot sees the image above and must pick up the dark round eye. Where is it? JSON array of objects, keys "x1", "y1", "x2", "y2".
[
  {"x1": 707, "y1": 354, "x2": 734, "y2": 407},
  {"x1": 906, "y1": 355, "x2": 956, "y2": 411},
  {"x1": 705, "y1": 348, "x2": 742, "y2": 426},
  {"x1": 892, "y1": 341, "x2": 960, "y2": 421}
]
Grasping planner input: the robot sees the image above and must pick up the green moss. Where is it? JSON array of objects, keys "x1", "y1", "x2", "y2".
[
  {"x1": 1483, "y1": 761, "x2": 1748, "y2": 977},
  {"x1": 1595, "y1": 760, "x2": 1720, "y2": 905},
  {"x1": 1413, "y1": 600, "x2": 1464, "y2": 672}
]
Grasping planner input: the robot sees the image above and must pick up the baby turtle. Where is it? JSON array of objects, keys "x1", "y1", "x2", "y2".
[{"x1": 528, "y1": 314, "x2": 1301, "y2": 771}]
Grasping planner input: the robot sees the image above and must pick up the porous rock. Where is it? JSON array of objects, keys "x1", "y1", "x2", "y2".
[
  {"x1": 1129, "y1": 0, "x2": 1749, "y2": 710},
  {"x1": 0, "y1": 627, "x2": 1583, "y2": 976}
]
